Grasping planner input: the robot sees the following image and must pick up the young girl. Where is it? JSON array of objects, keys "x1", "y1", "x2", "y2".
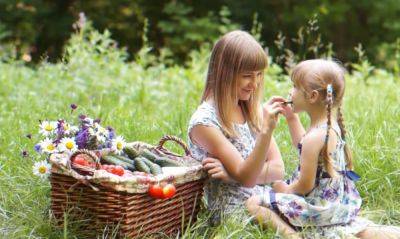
[
  {"x1": 187, "y1": 30, "x2": 286, "y2": 227},
  {"x1": 246, "y1": 59, "x2": 400, "y2": 238}
]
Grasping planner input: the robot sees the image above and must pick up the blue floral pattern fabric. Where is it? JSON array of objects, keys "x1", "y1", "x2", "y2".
[{"x1": 262, "y1": 123, "x2": 373, "y2": 238}]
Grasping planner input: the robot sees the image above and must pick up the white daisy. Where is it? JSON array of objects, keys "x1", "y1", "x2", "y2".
[
  {"x1": 95, "y1": 132, "x2": 107, "y2": 143},
  {"x1": 88, "y1": 123, "x2": 108, "y2": 143},
  {"x1": 88, "y1": 127, "x2": 95, "y2": 136},
  {"x1": 69, "y1": 126, "x2": 79, "y2": 134},
  {"x1": 40, "y1": 138, "x2": 58, "y2": 154},
  {"x1": 82, "y1": 117, "x2": 94, "y2": 126},
  {"x1": 39, "y1": 121, "x2": 57, "y2": 136},
  {"x1": 95, "y1": 125, "x2": 108, "y2": 142},
  {"x1": 111, "y1": 136, "x2": 126, "y2": 155},
  {"x1": 62, "y1": 122, "x2": 78, "y2": 135},
  {"x1": 32, "y1": 160, "x2": 51, "y2": 179},
  {"x1": 58, "y1": 137, "x2": 77, "y2": 153}
]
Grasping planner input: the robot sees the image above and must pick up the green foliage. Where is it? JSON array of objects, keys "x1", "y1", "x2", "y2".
[
  {"x1": 376, "y1": 38, "x2": 400, "y2": 76},
  {"x1": 351, "y1": 44, "x2": 375, "y2": 85},
  {"x1": 273, "y1": 14, "x2": 335, "y2": 73},
  {"x1": 0, "y1": 20, "x2": 399, "y2": 238},
  {"x1": 157, "y1": 2, "x2": 238, "y2": 62},
  {"x1": 1, "y1": 0, "x2": 400, "y2": 69}
]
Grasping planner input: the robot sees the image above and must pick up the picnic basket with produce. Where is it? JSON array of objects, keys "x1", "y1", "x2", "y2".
[{"x1": 33, "y1": 114, "x2": 206, "y2": 238}]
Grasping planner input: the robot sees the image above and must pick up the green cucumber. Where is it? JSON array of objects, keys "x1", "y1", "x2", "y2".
[
  {"x1": 154, "y1": 157, "x2": 183, "y2": 167},
  {"x1": 112, "y1": 154, "x2": 134, "y2": 164},
  {"x1": 140, "y1": 149, "x2": 183, "y2": 167},
  {"x1": 123, "y1": 146, "x2": 139, "y2": 159},
  {"x1": 140, "y1": 157, "x2": 162, "y2": 175},
  {"x1": 101, "y1": 155, "x2": 135, "y2": 171},
  {"x1": 140, "y1": 149, "x2": 158, "y2": 162},
  {"x1": 134, "y1": 157, "x2": 151, "y2": 173}
]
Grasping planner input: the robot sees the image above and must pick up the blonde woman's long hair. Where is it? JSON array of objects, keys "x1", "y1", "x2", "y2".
[{"x1": 201, "y1": 30, "x2": 268, "y2": 137}]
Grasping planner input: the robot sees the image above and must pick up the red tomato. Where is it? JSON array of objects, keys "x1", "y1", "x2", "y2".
[
  {"x1": 111, "y1": 166, "x2": 124, "y2": 176},
  {"x1": 148, "y1": 184, "x2": 163, "y2": 199},
  {"x1": 162, "y1": 184, "x2": 176, "y2": 199},
  {"x1": 73, "y1": 156, "x2": 88, "y2": 166}
]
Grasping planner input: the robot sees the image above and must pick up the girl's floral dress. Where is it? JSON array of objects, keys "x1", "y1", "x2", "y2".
[{"x1": 262, "y1": 123, "x2": 373, "y2": 238}]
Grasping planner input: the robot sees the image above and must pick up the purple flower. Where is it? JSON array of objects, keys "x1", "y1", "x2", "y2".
[
  {"x1": 53, "y1": 138, "x2": 61, "y2": 145},
  {"x1": 107, "y1": 127, "x2": 115, "y2": 139},
  {"x1": 26, "y1": 134, "x2": 32, "y2": 139},
  {"x1": 104, "y1": 126, "x2": 115, "y2": 148},
  {"x1": 286, "y1": 201, "x2": 302, "y2": 218},
  {"x1": 70, "y1": 103, "x2": 78, "y2": 112},
  {"x1": 79, "y1": 114, "x2": 87, "y2": 120},
  {"x1": 56, "y1": 120, "x2": 65, "y2": 136},
  {"x1": 94, "y1": 118, "x2": 101, "y2": 124},
  {"x1": 22, "y1": 150, "x2": 29, "y2": 157},
  {"x1": 107, "y1": 126, "x2": 114, "y2": 131},
  {"x1": 322, "y1": 188, "x2": 339, "y2": 201},
  {"x1": 75, "y1": 128, "x2": 89, "y2": 149},
  {"x1": 34, "y1": 144, "x2": 41, "y2": 153}
]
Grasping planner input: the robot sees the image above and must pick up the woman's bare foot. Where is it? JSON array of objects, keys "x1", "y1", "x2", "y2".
[{"x1": 356, "y1": 225, "x2": 400, "y2": 239}]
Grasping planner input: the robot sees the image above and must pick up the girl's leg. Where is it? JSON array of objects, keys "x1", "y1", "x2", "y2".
[
  {"x1": 246, "y1": 195, "x2": 301, "y2": 239},
  {"x1": 356, "y1": 225, "x2": 400, "y2": 239}
]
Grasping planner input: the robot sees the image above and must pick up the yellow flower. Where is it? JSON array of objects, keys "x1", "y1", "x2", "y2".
[
  {"x1": 33, "y1": 160, "x2": 51, "y2": 179},
  {"x1": 40, "y1": 138, "x2": 58, "y2": 154},
  {"x1": 58, "y1": 137, "x2": 77, "y2": 154},
  {"x1": 111, "y1": 136, "x2": 126, "y2": 155},
  {"x1": 39, "y1": 121, "x2": 57, "y2": 136}
]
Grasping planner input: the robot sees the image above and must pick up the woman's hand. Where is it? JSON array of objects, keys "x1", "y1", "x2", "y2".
[
  {"x1": 262, "y1": 97, "x2": 285, "y2": 131},
  {"x1": 272, "y1": 180, "x2": 289, "y2": 193},
  {"x1": 202, "y1": 157, "x2": 235, "y2": 183}
]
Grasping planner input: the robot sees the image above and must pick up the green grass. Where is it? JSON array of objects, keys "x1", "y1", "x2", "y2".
[{"x1": 0, "y1": 27, "x2": 399, "y2": 238}]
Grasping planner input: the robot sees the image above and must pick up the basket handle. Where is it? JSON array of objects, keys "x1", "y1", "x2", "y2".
[
  {"x1": 69, "y1": 149, "x2": 102, "y2": 172},
  {"x1": 156, "y1": 135, "x2": 192, "y2": 157}
]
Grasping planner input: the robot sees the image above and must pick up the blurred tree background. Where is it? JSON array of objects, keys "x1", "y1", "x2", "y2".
[{"x1": 0, "y1": 0, "x2": 399, "y2": 69}]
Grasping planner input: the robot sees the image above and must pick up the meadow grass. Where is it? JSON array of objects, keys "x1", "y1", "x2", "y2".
[{"x1": 0, "y1": 28, "x2": 399, "y2": 238}]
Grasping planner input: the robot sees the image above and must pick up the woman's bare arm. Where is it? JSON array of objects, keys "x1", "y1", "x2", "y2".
[
  {"x1": 191, "y1": 124, "x2": 274, "y2": 187},
  {"x1": 255, "y1": 137, "x2": 285, "y2": 184},
  {"x1": 191, "y1": 98, "x2": 284, "y2": 187}
]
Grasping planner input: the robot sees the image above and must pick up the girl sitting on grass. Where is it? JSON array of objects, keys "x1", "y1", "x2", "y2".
[{"x1": 245, "y1": 59, "x2": 400, "y2": 238}]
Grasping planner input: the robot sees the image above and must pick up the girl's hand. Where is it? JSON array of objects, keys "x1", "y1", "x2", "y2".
[
  {"x1": 202, "y1": 157, "x2": 235, "y2": 183},
  {"x1": 262, "y1": 97, "x2": 285, "y2": 130},
  {"x1": 272, "y1": 180, "x2": 289, "y2": 193},
  {"x1": 281, "y1": 103, "x2": 296, "y2": 121}
]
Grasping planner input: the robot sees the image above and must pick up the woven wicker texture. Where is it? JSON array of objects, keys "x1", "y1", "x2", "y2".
[{"x1": 50, "y1": 135, "x2": 206, "y2": 238}]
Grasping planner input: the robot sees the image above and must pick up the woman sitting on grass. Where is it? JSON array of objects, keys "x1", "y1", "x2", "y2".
[{"x1": 187, "y1": 30, "x2": 285, "y2": 226}]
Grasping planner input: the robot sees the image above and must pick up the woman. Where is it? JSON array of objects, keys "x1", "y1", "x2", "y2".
[{"x1": 187, "y1": 30, "x2": 298, "y2": 237}]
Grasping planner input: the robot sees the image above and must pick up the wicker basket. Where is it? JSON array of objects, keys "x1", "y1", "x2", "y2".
[{"x1": 50, "y1": 135, "x2": 206, "y2": 238}]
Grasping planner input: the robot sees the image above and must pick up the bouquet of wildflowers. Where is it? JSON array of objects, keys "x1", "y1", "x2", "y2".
[{"x1": 31, "y1": 106, "x2": 127, "y2": 179}]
